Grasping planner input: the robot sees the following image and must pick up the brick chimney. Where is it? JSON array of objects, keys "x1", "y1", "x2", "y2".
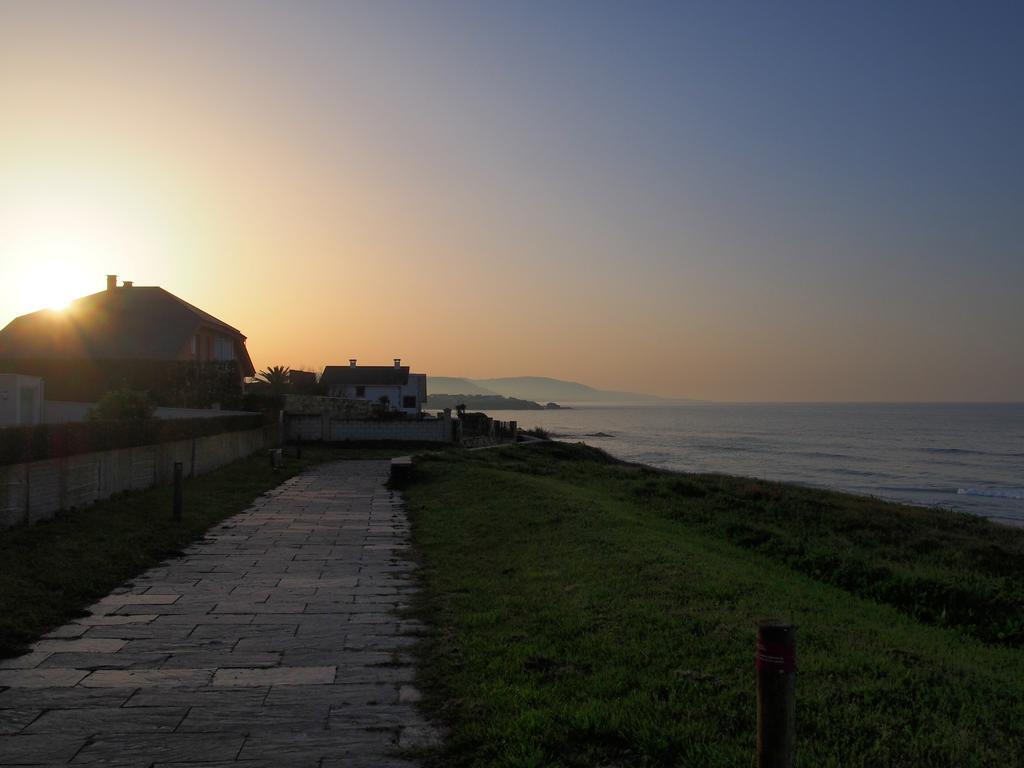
[
  {"x1": 393, "y1": 358, "x2": 401, "y2": 368},
  {"x1": 349, "y1": 359, "x2": 357, "y2": 367},
  {"x1": 106, "y1": 274, "x2": 117, "y2": 291}
]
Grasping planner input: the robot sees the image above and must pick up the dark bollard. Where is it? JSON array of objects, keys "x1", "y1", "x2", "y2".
[
  {"x1": 296, "y1": 434, "x2": 303, "y2": 459},
  {"x1": 757, "y1": 620, "x2": 796, "y2": 768},
  {"x1": 172, "y1": 462, "x2": 183, "y2": 521},
  {"x1": 390, "y1": 456, "x2": 413, "y2": 484}
]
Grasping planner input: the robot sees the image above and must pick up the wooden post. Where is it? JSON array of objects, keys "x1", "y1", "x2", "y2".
[
  {"x1": 757, "y1": 620, "x2": 796, "y2": 768},
  {"x1": 172, "y1": 462, "x2": 183, "y2": 521}
]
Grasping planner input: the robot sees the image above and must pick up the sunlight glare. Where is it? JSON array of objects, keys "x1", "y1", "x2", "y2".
[{"x1": 0, "y1": 168, "x2": 155, "y2": 315}]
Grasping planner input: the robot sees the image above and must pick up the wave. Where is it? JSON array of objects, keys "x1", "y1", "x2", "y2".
[
  {"x1": 957, "y1": 488, "x2": 1024, "y2": 501},
  {"x1": 923, "y1": 447, "x2": 1024, "y2": 458},
  {"x1": 830, "y1": 467, "x2": 890, "y2": 478},
  {"x1": 791, "y1": 451, "x2": 858, "y2": 461},
  {"x1": 876, "y1": 485, "x2": 950, "y2": 495}
]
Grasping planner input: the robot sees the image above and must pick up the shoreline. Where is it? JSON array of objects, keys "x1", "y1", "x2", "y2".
[
  {"x1": 541, "y1": 434, "x2": 1024, "y2": 529},
  {"x1": 508, "y1": 400, "x2": 1024, "y2": 526}
]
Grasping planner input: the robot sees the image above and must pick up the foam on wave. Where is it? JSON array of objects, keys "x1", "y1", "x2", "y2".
[{"x1": 957, "y1": 488, "x2": 1024, "y2": 501}]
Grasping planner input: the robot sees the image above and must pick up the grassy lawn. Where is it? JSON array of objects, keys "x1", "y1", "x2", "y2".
[
  {"x1": 0, "y1": 443, "x2": 413, "y2": 658},
  {"x1": 402, "y1": 442, "x2": 1024, "y2": 767}
]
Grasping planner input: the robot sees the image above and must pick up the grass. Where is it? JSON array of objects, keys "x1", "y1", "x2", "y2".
[
  {"x1": 402, "y1": 442, "x2": 1024, "y2": 767},
  {"x1": 0, "y1": 443, "x2": 413, "y2": 658}
]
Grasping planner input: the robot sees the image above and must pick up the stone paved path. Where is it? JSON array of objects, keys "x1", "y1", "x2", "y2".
[{"x1": 0, "y1": 460, "x2": 439, "y2": 767}]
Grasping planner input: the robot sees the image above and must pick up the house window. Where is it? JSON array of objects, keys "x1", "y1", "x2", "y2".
[
  {"x1": 355, "y1": 386, "x2": 365, "y2": 397},
  {"x1": 214, "y1": 335, "x2": 234, "y2": 361},
  {"x1": 403, "y1": 395, "x2": 416, "y2": 409}
]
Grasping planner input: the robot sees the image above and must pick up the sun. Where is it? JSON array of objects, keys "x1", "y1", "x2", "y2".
[
  {"x1": 19, "y1": 263, "x2": 92, "y2": 311},
  {"x1": 1, "y1": 174, "x2": 129, "y2": 315}
]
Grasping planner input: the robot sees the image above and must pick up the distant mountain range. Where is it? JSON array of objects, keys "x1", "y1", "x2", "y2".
[{"x1": 428, "y1": 376, "x2": 685, "y2": 404}]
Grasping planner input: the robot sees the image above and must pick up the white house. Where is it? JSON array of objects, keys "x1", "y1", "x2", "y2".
[{"x1": 320, "y1": 359, "x2": 427, "y2": 416}]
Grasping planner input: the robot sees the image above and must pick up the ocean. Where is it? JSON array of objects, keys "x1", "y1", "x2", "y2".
[{"x1": 473, "y1": 403, "x2": 1024, "y2": 526}]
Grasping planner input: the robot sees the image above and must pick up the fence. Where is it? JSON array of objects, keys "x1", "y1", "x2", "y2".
[{"x1": 458, "y1": 414, "x2": 518, "y2": 447}]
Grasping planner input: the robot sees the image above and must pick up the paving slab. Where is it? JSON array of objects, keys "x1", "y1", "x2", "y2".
[
  {"x1": 74, "y1": 615, "x2": 159, "y2": 627},
  {"x1": 80, "y1": 669, "x2": 214, "y2": 688},
  {"x1": 0, "y1": 652, "x2": 51, "y2": 670},
  {"x1": 23, "y1": 706, "x2": 187, "y2": 735},
  {"x1": 72, "y1": 733, "x2": 245, "y2": 764},
  {"x1": 0, "y1": 459, "x2": 437, "y2": 766},
  {"x1": 0, "y1": 687, "x2": 136, "y2": 710},
  {"x1": 0, "y1": 669, "x2": 88, "y2": 688},
  {"x1": 34, "y1": 639, "x2": 126, "y2": 654},
  {"x1": 0, "y1": 734, "x2": 86, "y2": 764},
  {"x1": 0, "y1": 709, "x2": 41, "y2": 735},
  {"x1": 212, "y1": 665, "x2": 335, "y2": 687}
]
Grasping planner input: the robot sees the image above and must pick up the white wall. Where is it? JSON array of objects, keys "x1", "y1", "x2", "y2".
[
  {"x1": 337, "y1": 375, "x2": 426, "y2": 415},
  {"x1": 0, "y1": 375, "x2": 44, "y2": 426},
  {"x1": 0, "y1": 426, "x2": 273, "y2": 528}
]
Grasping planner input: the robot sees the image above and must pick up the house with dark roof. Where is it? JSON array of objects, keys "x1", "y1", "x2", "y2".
[
  {"x1": 320, "y1": 359, "x2": 426, "y2": 415},
  {"x1": 0, "y1": 275, "x2": 255, "y2": 405}
]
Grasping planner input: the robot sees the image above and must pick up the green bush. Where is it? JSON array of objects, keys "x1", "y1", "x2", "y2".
[{"x1": 87, "y1": 387, "x2": 155, "y2": 421}]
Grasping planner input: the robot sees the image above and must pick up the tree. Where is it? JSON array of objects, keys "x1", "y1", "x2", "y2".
[{"x1": 257, "y1": 365, "x2": 291, "y2": 398}]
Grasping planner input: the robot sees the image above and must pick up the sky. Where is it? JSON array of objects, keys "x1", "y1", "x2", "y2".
[{"x1": 1, "y1": 1, "x2": 1021, "y2": 401}]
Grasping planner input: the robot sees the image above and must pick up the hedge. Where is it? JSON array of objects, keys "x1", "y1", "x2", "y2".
[
  {"x1": 0, "y1": 414, "x2": 267, "y2": 467},
  {"x1": 0, "y1": 360, "x2": 244, "y2": 409}
]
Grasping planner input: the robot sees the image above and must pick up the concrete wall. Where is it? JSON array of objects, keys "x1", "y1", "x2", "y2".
[
  {"x1": 0, "y1": 426, "x2": 273, "y2": 528},
  {"x1": 284, "y1": 414, "x2": 452, "y2": 444}
]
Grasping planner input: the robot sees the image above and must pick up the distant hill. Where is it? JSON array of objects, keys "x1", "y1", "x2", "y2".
[
  {"x1": 429, "y1": 375, "x2": 676, "y2": 403},
  {"x1": 427, "y1": 377, "x2": 500, "y2": 396}
]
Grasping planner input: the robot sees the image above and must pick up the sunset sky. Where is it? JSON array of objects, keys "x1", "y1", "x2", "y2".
[{"x1": 1, "y1": 1, "x2": 1021, "y2": 402}]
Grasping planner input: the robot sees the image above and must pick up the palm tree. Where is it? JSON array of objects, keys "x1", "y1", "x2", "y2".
[{"x1": 257, "y1": 365, "x2": 291, "y2": 398}]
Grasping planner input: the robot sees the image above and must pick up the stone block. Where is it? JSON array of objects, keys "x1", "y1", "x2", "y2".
[{"x1": 212, "y1": 666, "x2": 336, "y2": 687}]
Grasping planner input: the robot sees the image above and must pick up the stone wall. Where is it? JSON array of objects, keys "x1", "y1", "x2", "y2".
[{"x1": 0, "y1": 426, "x2": 275, "y2": 528}]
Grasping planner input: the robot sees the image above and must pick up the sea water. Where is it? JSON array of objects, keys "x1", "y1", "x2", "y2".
[{"x1": 475, "y1": 403, "x2": 1024, "y2": 526}]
